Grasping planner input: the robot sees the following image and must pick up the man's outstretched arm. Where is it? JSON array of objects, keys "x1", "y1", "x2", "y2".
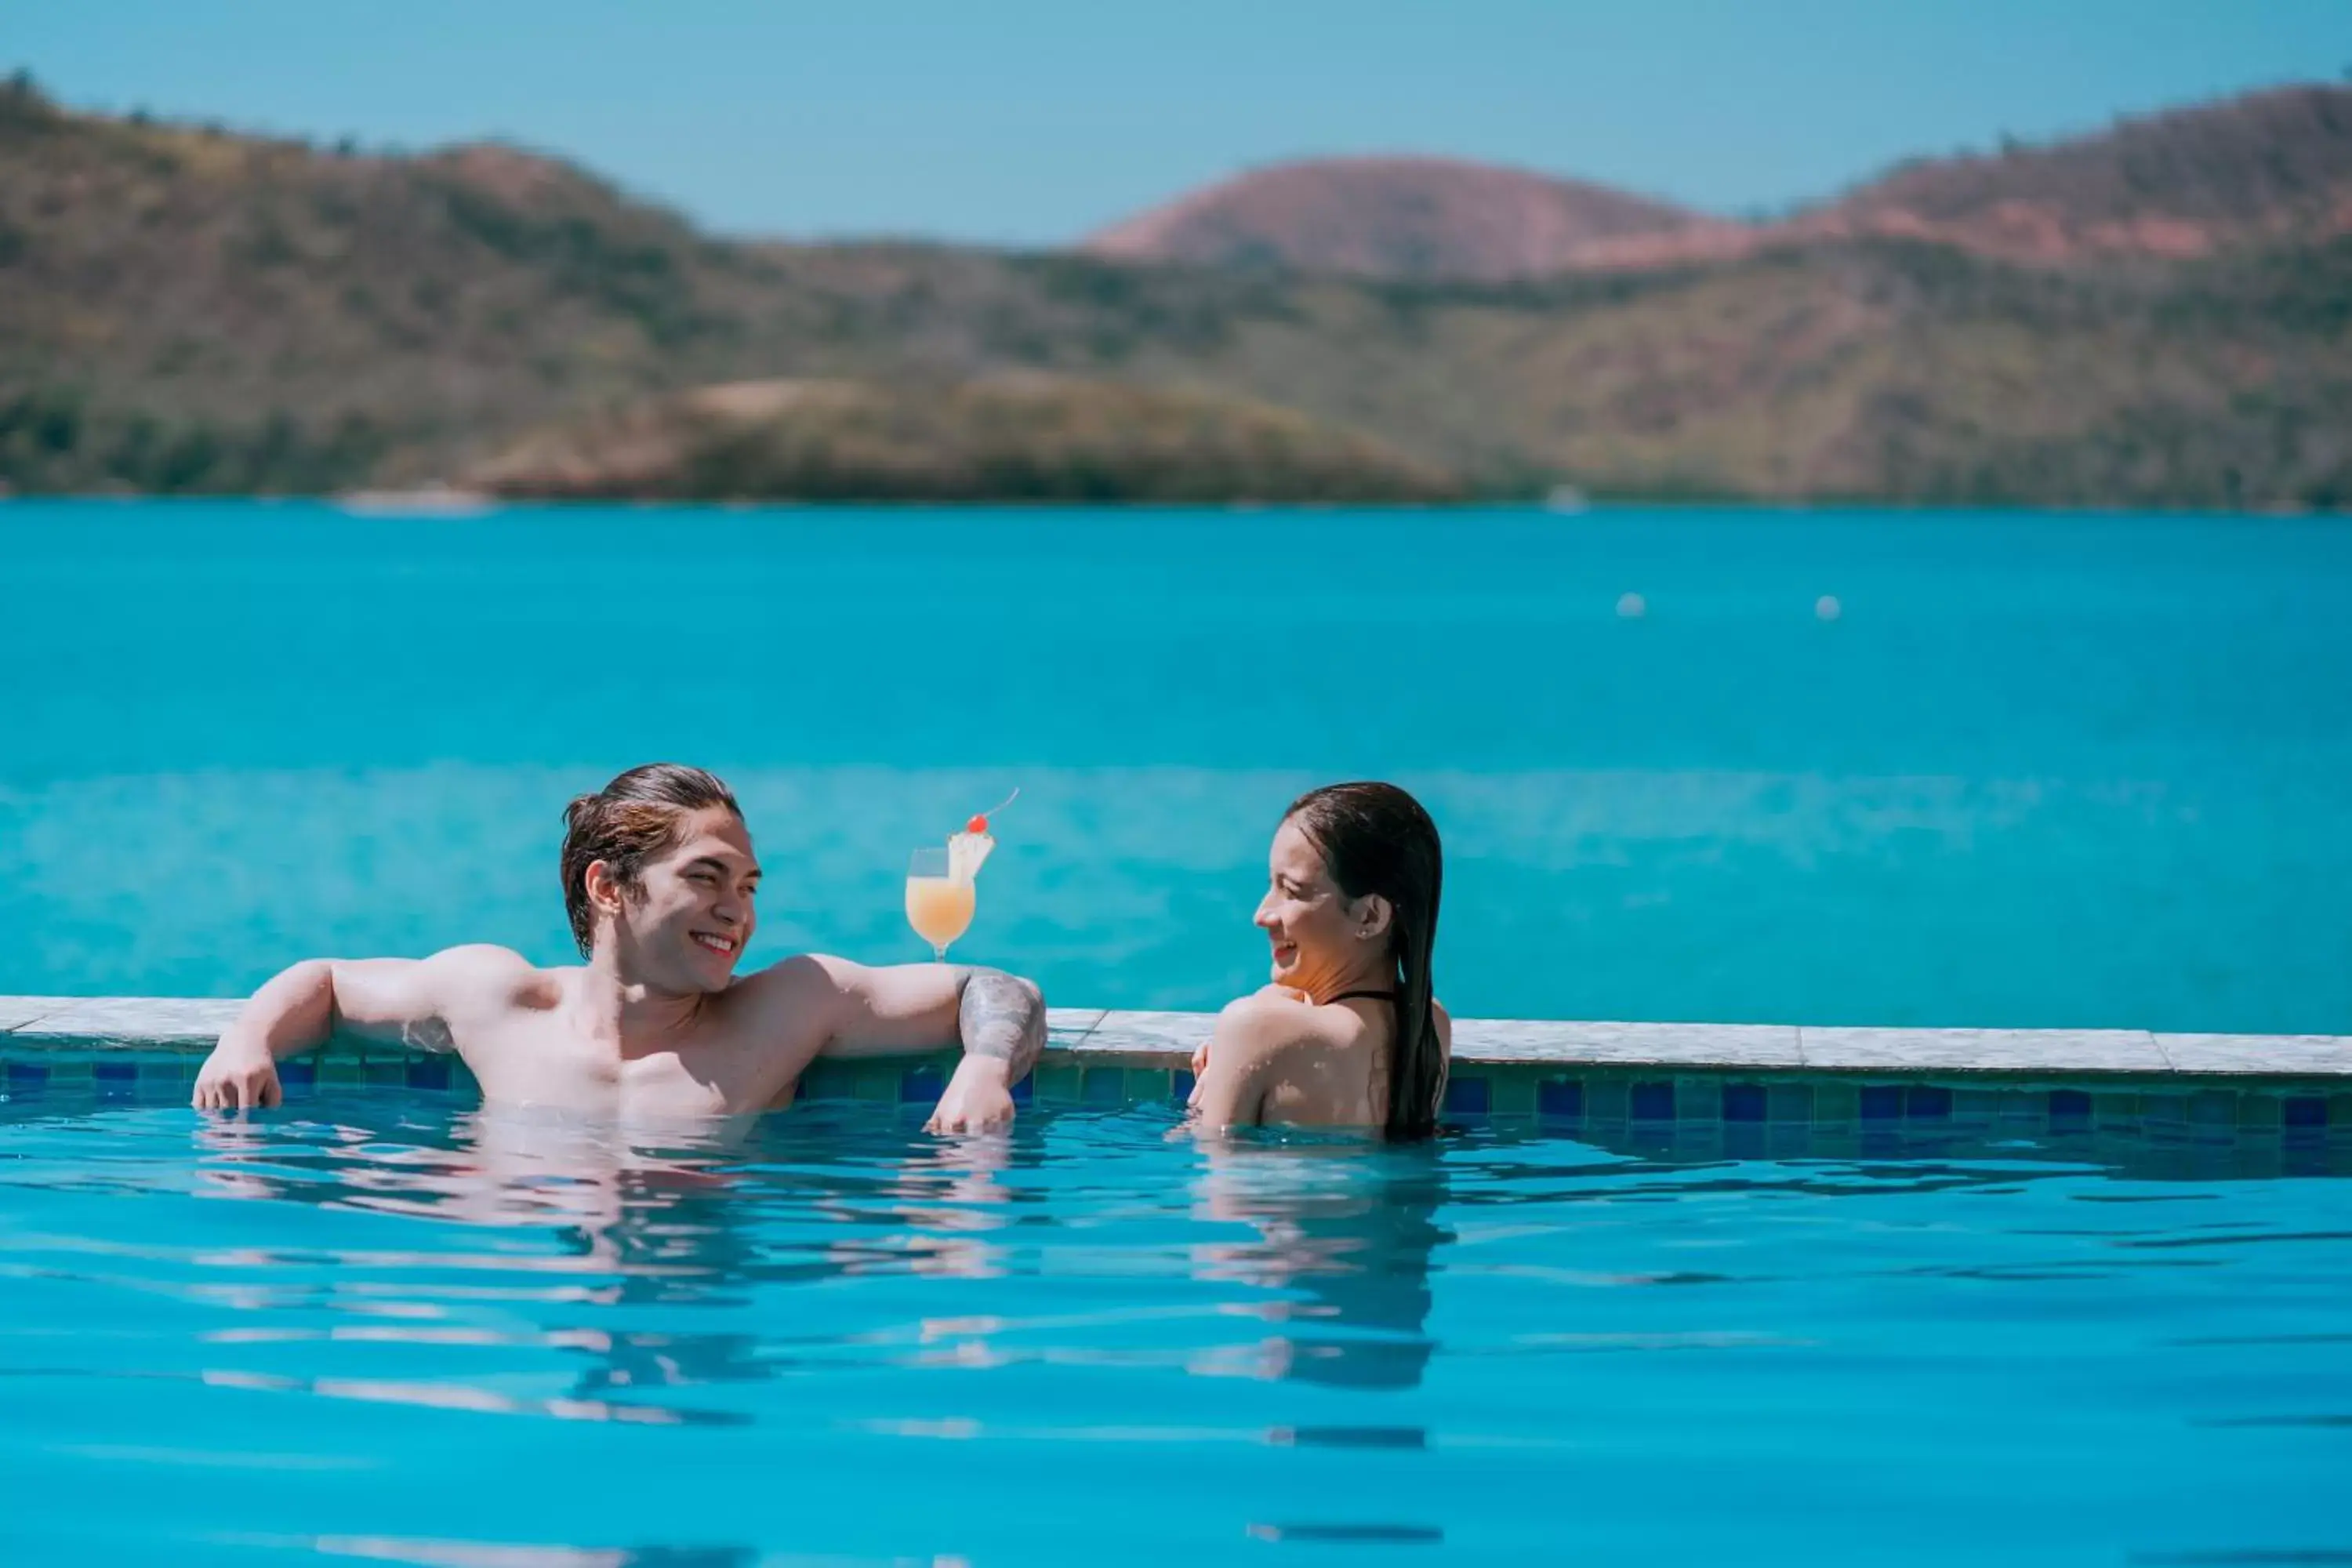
[
  {"x1": 193, "y1": 946, "x2": 525, "y2": 1110},
  {"x1": 795, "y1": 956, "x2": 1047, "y2": 1132}
]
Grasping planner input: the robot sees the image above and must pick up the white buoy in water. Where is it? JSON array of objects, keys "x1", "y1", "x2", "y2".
[
  {"x1": 1617, "y1": 592, "x2": 1646, "y2": 619},
  {"x1": 1815, "y1": 594, "x2": 1842, "y2": 622}
]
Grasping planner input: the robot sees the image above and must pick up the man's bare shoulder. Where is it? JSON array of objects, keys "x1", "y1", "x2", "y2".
[
  {"x1": 724, "y1": 952, "x2": 847, "y2": 1000},
  {"x1": 419, "y1": 945, "x2": 564, "y2": 1014},
  {"x1": 711, "y1": 953, "x2": 855, "y2": 1025}
]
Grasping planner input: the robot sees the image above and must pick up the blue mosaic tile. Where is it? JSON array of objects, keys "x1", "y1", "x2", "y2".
[
  {"x1": 1173, "y1": 1069, "x2": 1196, "y2": 1101},
  {"x1": 93, "y1": 1060, "x2": 137, "y2": 1082},
  {"x1": 1537, "y1": 1079, "x2": 1583, "y2": 1119},
  {"x1": 898, "y1": 1066, "x2": 945, "y2": 1103},
  {"x1": 1676, "y1": 1076, "x2": 1723, "y2": 1124},
  {"x1": 1443, "y1": 1076, "x2": 1491, "y2": 1115},
  {"x1": 1082, "y1": 1069, "x2": 1126, "y2": 1105},
  {"x1": 1906, "y1": 1085, "x2": 1953, "y2": 1121},
  {"x1": 2285, "y1": 1145, "x2": 2336, "y2": 1176},
  {"x1": 2189, "y1": 1091, "x2": 2237, "y2": 1127},
  {"x1": 1009, "y1": 1074, "x2": 1033, "y2": 1104},
  {"x1": 2285, "y1": 1096, "x2": 2328, "y2": 1128},
  {"x1": 794, "y1": 1060, "x2": 852, "y2": 1102},
  {"x1": 6, "y1": 1062, "x2": 49, "y2": 1085},
  {"x1": 1859, "y1": 1085, "x2": 1904, "y2": 1121},
  {"x1": 1952, "y1": 1088, "x2": 1998, "y2": 1124},
  {"x1": 1630, "y1": 1081, "x2": 1675, "y2": 1122},
  {"x1": 1722, "y1": 1083, "x2": 1766, "y2": 1123},
  {"x1": 280, "y1": 1060, "x2": 317, "y2": 1086},
  {"x1": 2049, "y1": 1089, "x2": 2092, "y2": 1125},
  {"x1": 405, "y1": 1058, "x2": 452, "y2": 1091},
  {"x1": 1123, "y1": 1068, "x2": 1174, "y2": 1102}
]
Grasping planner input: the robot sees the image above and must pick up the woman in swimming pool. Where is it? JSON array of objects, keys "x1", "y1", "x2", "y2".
[{"x1": 1189, "y1": 782, "x2": 1450, "y2": 1137}]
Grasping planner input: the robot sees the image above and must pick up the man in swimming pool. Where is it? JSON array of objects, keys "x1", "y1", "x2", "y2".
[{"x1": 192, "y1": 764, "x2": 1044, "y2": 1129}]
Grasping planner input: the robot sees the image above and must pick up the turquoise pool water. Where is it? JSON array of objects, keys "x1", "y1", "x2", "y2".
[
  {"x1": 2, "y1": 1081, "x2": 2347, "y2": 1564},
  {"x1": 4, "y1": 499, "x2": 2350, "y2": 1031}
]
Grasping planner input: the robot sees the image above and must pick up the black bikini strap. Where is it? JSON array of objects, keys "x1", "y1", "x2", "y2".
[{"x1": 1327, "y1": 989, "x2": 1398, "y2": 1004}]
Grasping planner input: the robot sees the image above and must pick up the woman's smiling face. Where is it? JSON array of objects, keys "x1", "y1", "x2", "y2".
[{"x1": 1254, "y1": 815, "x2": 1373, "y2": 995}]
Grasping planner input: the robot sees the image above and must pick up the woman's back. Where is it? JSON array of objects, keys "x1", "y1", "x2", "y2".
[{"x1": 1189, "y1": 988, "x2": 1452, "y2": 1130}]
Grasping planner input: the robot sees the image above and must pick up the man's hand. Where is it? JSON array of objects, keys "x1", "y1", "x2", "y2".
[
  {"x1": 194, "y1": 1041, "x2": 282, "y2": 1111},
  {"x1": 927, "y1": 1056, "x2": 1017, "y2": 1134}
]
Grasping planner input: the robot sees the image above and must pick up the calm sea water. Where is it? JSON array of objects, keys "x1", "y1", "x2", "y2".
[
  {"x1": 2, "y1": 499, "x2": 2349, "y2": 1029},
  {"x1": 1, "y1": 1086, "x2": 2347, "y2": 1566}
]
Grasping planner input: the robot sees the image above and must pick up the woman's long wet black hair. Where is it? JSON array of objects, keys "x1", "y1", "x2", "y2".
[{"x1": 1283, "y1": 782, "x2": 1444, "y2": 1139}]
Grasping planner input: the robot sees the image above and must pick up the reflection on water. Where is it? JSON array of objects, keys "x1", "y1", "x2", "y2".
[
  {"x1": 5, "y1": 1087, "x2": 2351, "y2": 1564},
  {"x1": 1189, "y1": 1142, "x2": 1450, "y2": 1391},
  {"x1": 183, "y1": 1098, "x2": 1457, "y2": 1405}
]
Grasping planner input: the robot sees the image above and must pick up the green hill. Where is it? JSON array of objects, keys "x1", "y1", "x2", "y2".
[
  {"x1": 3, "y1": 71, "x2": 2348, "y2": 506},
  {"x1": 466, "y1": 376, "x2": 1466, "y2": 503}
]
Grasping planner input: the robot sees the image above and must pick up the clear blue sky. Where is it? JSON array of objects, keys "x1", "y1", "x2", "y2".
[{"x1": 15, "y1": 1, "x2": 2350, "y2": 245}]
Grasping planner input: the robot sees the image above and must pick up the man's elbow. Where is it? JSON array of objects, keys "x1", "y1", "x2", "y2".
[
  {"x1": 968, "y1": 966, "x2": 1045, "y2": 1014},
  {"x1": 956, "y1": 968, "x2": 1048, "y2": 1069},
  {"x1": 1004, "y1": 972, "x2": 1048, "y2": 1044},
  {"x1": 264, "y1": 956, "x2": 333, "y2": 989},
  {"x1": 254, "y1": 957, "x2": 338, "y2": 1015}
]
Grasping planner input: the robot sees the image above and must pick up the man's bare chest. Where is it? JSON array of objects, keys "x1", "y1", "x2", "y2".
[{"x1": 457, "y1": 1012, "x2": 798, "y2": 1116}]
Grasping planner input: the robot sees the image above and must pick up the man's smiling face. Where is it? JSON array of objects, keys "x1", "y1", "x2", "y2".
[{"x1": 615, "y1": 806, "x2": 760, "y2": 993}]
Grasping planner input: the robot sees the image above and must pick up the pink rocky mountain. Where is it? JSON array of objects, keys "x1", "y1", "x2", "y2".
[
  {"x1": 1083, "y1": 155, "x2": 1731, "y2": 282},
  {"x1": 1087, "y1": 84, "x2": 2352, "y2": 280}
]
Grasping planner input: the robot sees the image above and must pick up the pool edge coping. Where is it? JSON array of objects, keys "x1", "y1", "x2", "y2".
[{"x1": 4, "y1": 996, "x2": 2347, "y2": 1080}]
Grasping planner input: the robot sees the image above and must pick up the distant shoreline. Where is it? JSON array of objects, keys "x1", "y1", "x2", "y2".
[{"x1": 1, "y1": 490, "x2": 2340, "y2": 519}]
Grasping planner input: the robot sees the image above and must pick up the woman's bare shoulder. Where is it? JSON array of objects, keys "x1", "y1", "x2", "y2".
[{"x1": 1214, "y1": 989, "x2": 1353, "y2": 1059}]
